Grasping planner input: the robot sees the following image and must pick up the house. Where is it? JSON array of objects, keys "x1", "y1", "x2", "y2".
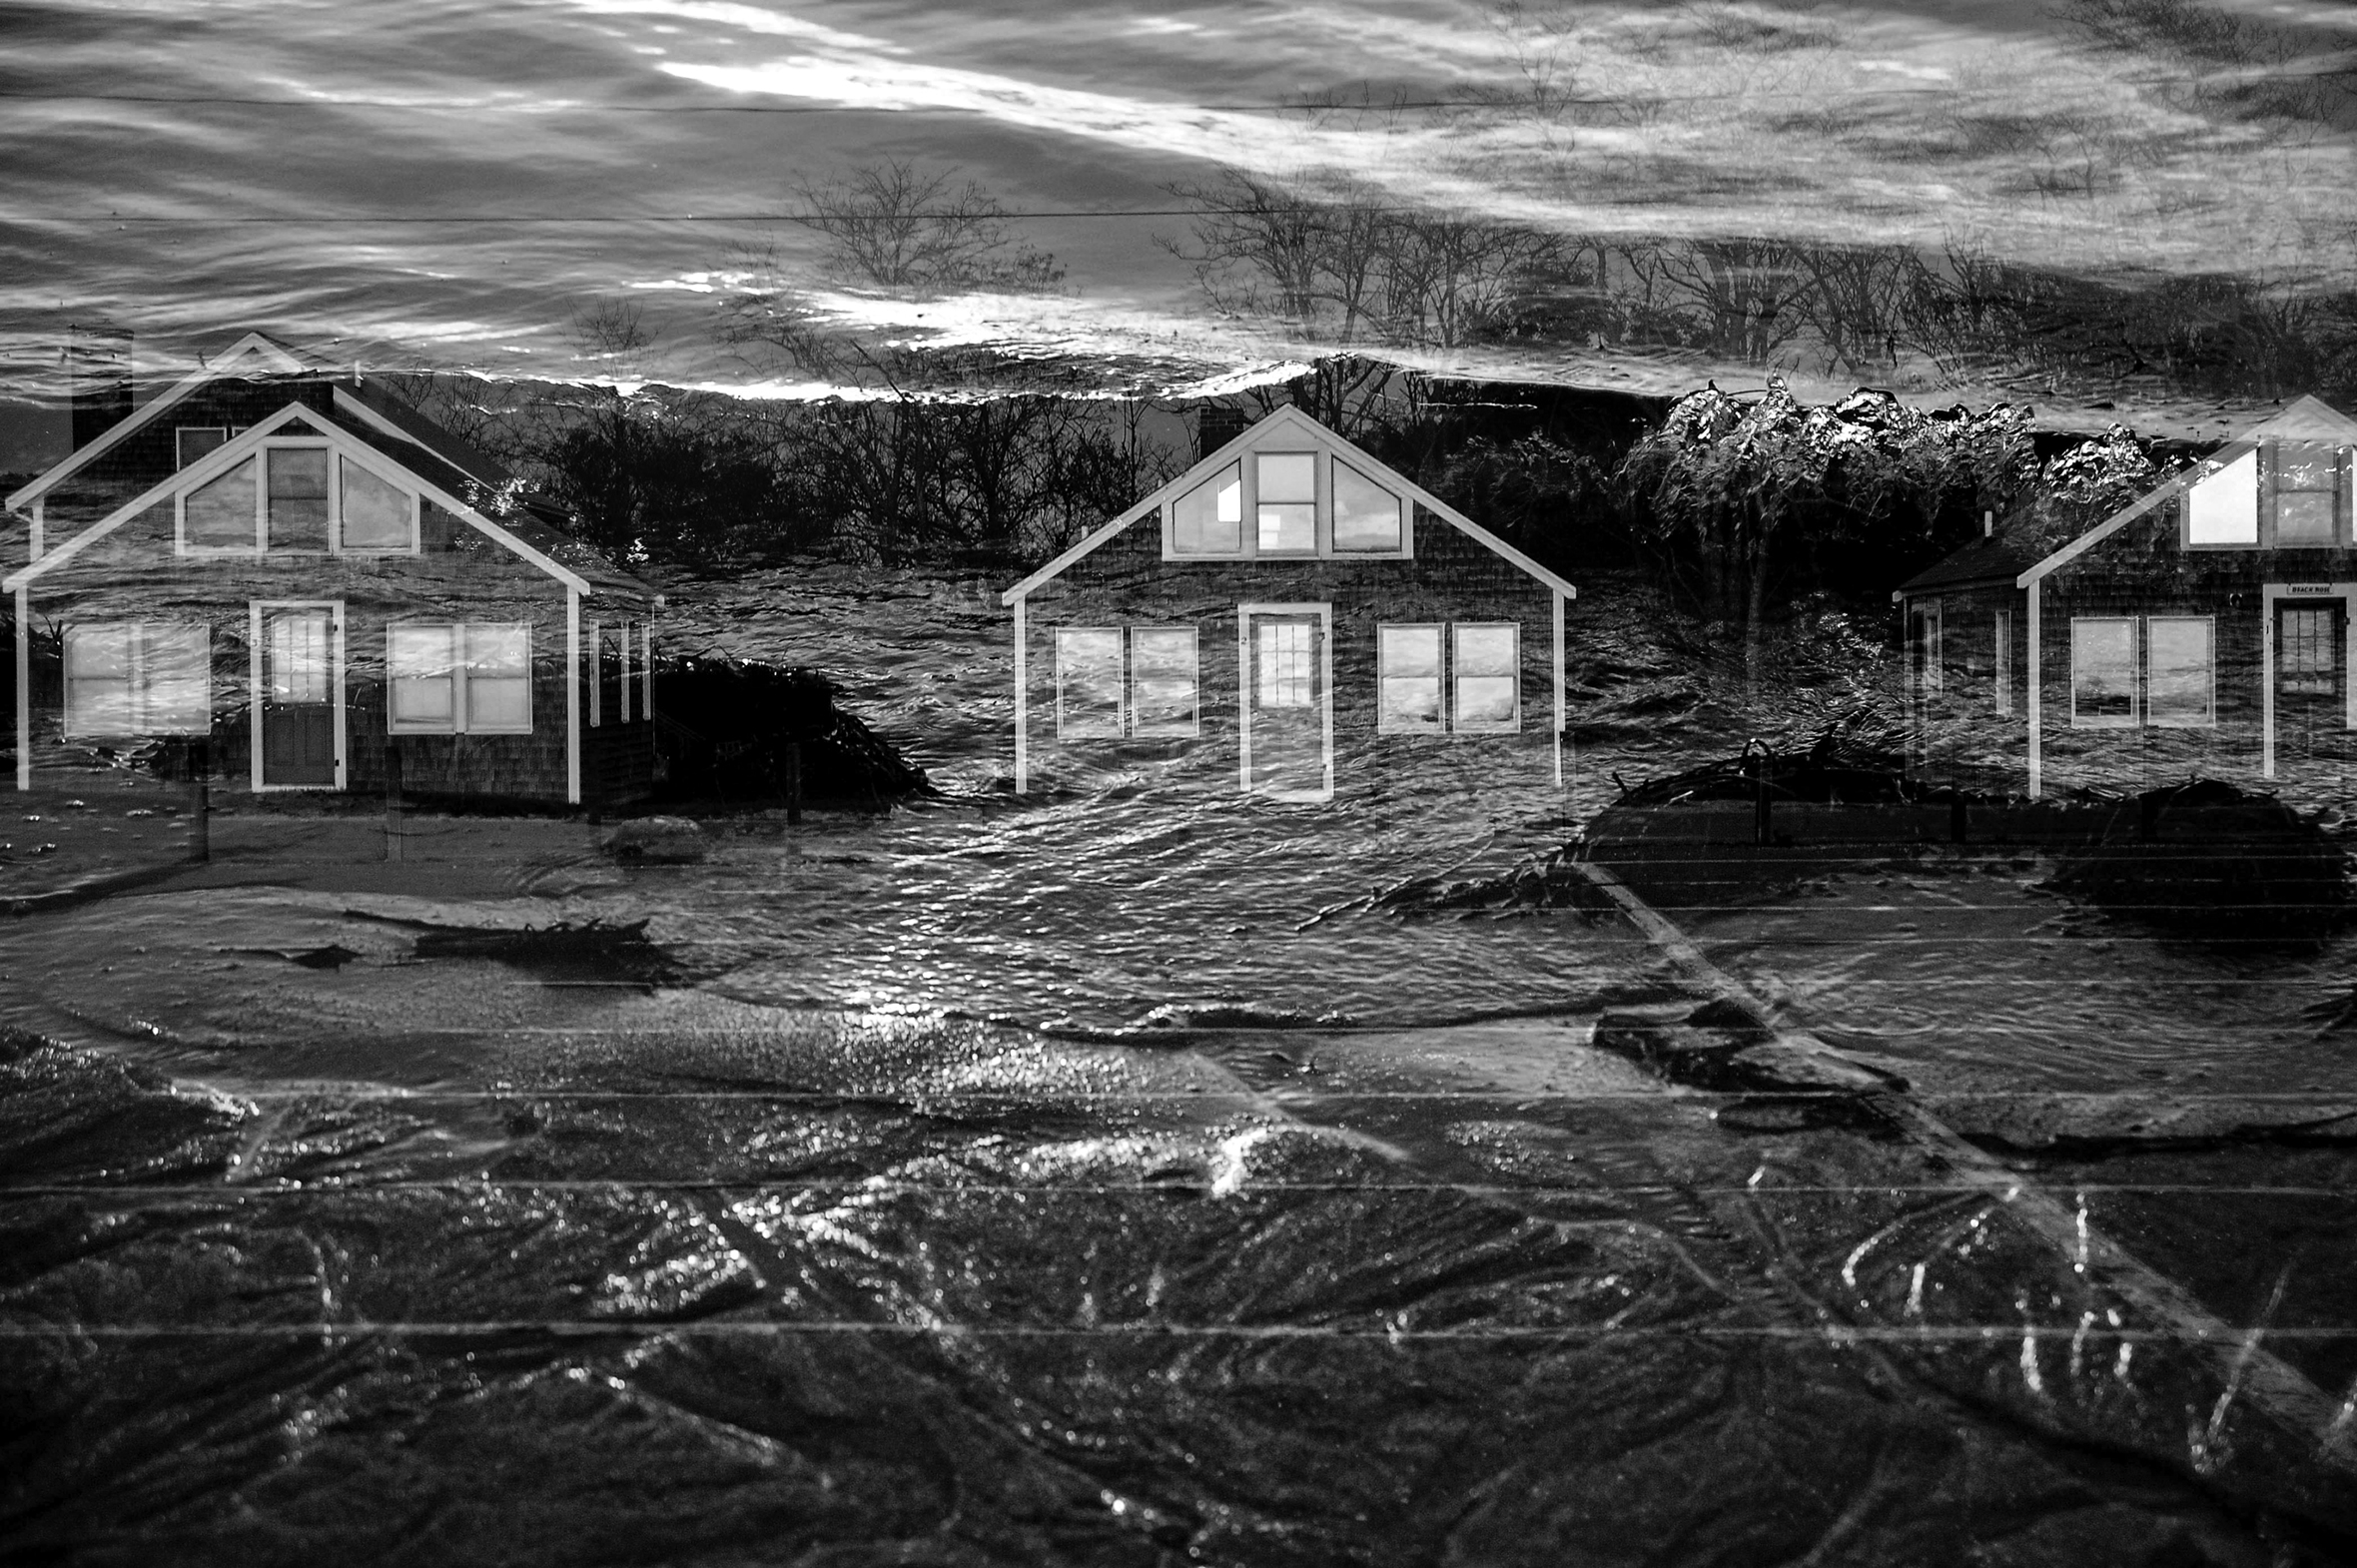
[
  {"x1": 1895, "y1": 395, "x2": 2357, "y2": 798},
  {"x1": 3, "y1": 332, "x2": 658, "y2": 808},
  {"x1": 1003, "y1": 405, "x2": 1575, "y2": 801}
]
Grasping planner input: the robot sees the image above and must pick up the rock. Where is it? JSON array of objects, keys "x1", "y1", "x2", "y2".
[{"x1": 604, "y1": 816, "x2": 707, "y2": 864}]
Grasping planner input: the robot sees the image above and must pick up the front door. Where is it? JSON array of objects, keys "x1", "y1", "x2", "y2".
[
  {"x1": 1239, "y1": 604, "x2": 1331, "y2": 800},
  {"x1": 258, "y1": 604, "x2": 341, "y2": 787},
  {"x1": 2275, "y1": 599, "x2": 2347, "y2": 763}
]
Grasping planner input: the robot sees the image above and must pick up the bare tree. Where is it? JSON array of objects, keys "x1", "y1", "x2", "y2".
[{"x1": 790, "y1": 157, "x2": 1063, "y2": 295}]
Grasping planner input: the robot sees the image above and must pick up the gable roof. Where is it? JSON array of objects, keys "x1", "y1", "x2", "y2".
[
  {"x1": 1000, "y1": 404, "x2": 1576, "y2": 605},
  {"x1": 1893, "y1": 529, "x2": 2036, "y2": 599},
  {"x1": 0, "y1": 397, "x2": 651, "y2": 601},
  {"x1": 5, "y1": 331, "x2": 311, "y2": 510},
  {"x1": 1898, "y1": 396, "x2": 2357, "y2": 599}
]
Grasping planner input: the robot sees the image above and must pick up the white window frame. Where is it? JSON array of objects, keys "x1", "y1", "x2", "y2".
[
  {"x1": 61, "y1": 621, "x2": 213, "y2": 737},
  {"x1": 1450, "y1": 621, "x2": 1522, "y2": 734},
  {"x1": 2184, "y1": 448, "x2": 2261, "y2": 550},
  {"x1": 1331, "y1": 457, "x2": 1410, "y2": 556},
  {"x1": 1054, "y1": 626, "x2": 1125, "y2": 739},
  {"x1": 2270, "y1": 441, "x2": 2347, "y2": 549},
  {"x1": 1376, "y1": 622, "x2": 1446, "y2": 734},
  {"x1": 336, "y1": 449, "x2": 423, "y2": 553},
  {"x1": 1161, "y1": 446, "x2": 1415, "y2": 563},
  {"x1": 2069, "y1": 616, "x2": 2140, "y2": 729},
  {"x1": 175, "y1": 426, "x2": 229, "y2": 469},
  {"x1": 1253, "y1": 450, "x2": 1320, "y2": 557},
  {"x1": 175, "y1": 443, "x2": 421, "y2": 556},
  {"x1": 2145, "y1": 614, "x2": 2216, "y2": 729},
  {"x1": 385, "y1": 620, "x2": 534, "y2": 736},
  {"x1": 1129, "y1": 626, "x2": 1200, "y2": 738}
]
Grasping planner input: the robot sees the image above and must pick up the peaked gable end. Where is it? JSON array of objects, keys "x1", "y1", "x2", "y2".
[
  {"x1": 1002, "y1": 405, "x2": 1574, "y2": 603},
  {"x1": 1, "y1": 398, "x2": 602, "y2": 596},
  {"x1": 5, "y1": 333, "x2": 312, "y2": 511}
]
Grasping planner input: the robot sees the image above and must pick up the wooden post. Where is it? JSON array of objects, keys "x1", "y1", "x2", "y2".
[
  {"x1": 384, "y1": 741, "x2": 403, "y2": 862},
  {"x1": 785, "y1": 739, "x2": 803, "y2": 825},
  {"x1": 188, "y1": 738, "x2": 210, "y2": 863},
  {"x1": 1751, "y1": 748, "x2": 1772, "y2": 847}
]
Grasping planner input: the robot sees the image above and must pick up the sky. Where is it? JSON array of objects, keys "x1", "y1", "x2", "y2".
[{"x1": 4, "y1": 0, "x2": 2357, "y2": 465}]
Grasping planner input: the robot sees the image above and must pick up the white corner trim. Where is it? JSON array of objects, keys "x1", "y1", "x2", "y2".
[
  {"x1": 12, "y1": 585, "x2": 28, "y2": 791},
  {"x1": 566, "y1": 587, "x2": 582, "y2": 806},
  {"x1": 1012, "y1": 595, "x2": 1029, "y2": 793}
]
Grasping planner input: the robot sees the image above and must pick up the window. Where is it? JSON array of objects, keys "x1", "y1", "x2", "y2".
[
  {"x1": 1255, "y1": 620, "x2": 1314, "y2": 708},
  {"x1": 1131, "y1": 628, "x2": 1198, "y2": 737},
  {"x1": 2147, "y1": 617, "x2": 2213, "y2": 727},
  {"x1": 2279, "y1": 604, "x2": 2339, "y2": 697},
  {"x1": 176, "y1": 427, "x2": 228, "y2": 468},
  {"x1": 387, "y1": 622, "x2": 532, "y2": 734},
  {"x1": 268, "y1": 447, "x2": 331, "y2": 551},
  {"x1": 184, "y1": 457, "x2": 259, "y2": 549},
  {"x1": 1333, "y1": 460, "x2": 1404, "y2": 553},
  {"x1": 340, "y1": 458, "x2": 413, "y2": 550},
  {"x1": 2070, "y1": 617, "x2": 2138, "y2": 727},
  {"x1": 63, "y1": 622, "x2": 210, "y2": 736},
  {"x1": 466, "y1": 624, "x2": 531, "y2": 731},
  {"x1": 2276, "y1": 442, "x2": 2341, "y2": 547},
  {"x1": 1171, "y1": 464, "x2": 1242, "y2": 555},
  {"x1": 1452, "y1": 623, "x2": 1520, "y2": 731},
  {"x1": 179, "y1": 445, "x2": 418, "y2": 554},
  {"x1": 1056, "y1": 627, "x2": 1124, "y2": 737},
  {"x1": 1255, "y1": 452, "x2": 1316, "y2": 554},
  {"x1": 2187, "y1": 450, "x2": 2259, "y2": 546},
  {"x1": 1377, "y1": 624, "x2": 1443, "y2": 732}
]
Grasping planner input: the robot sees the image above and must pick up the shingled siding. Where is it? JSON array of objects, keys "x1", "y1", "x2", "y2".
[
  {"x1": 2030, "y1": 495, "x2": 2357, "y2": 796},
  {"x1": 1021, "y1": 504, "x2": 1561, "y2": 793},
  {"x1": 17, "y1": 495, "x2": 622, "y2": 804},
  {"x1": 1907, "y1": 582, "x2": 2029, "y2": 794},
  {"x1": 30, "y1": 379, "x2": 351, "y2": 533}
]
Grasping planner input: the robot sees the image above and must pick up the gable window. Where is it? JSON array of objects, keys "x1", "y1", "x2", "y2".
[
  {"x1": 1130, "y1": 627, "x2": 1198, "y2": 737},
  {"x1": 1377, "y1": 624, "x2": 1444, "y2": 732},
  {"x1": 184, "y1": 457, "x2": 259, "y2": 549},
  {"x1": 179, "y1": 443, "x2": 420, "y2": 555},
  {"x1": 2070, "y1": 617, "x2": 2138, "y2": 727},
  {"x1": 177, "y1": 427, "x2": 228, "y2": 468},
  {"x1": 1452, "y1": 623, "x2": 1521, "y2": 732},
  {"x1": 339, "y1": 458, "x2": 414, "y2": 550},
  {"x1": 2147, "y1": 616, "x2": 2213, "y2": 727},
  {"x1": 63, "y1": 622, "x2": 211, "y2": 736},
  {"x1": 2186, "y1": 450, "x2": 2259, "y2": 546},
  {"x1": 1333, "y1": 460, "x2": 1404, "y2": 553},
  {"x1": 2275, "y1": 442, "x2": 2342, "y2": 547},
  {"x1": 267, "y1": 447, "x2": 331, "y2": 550},
  {"x1": 1171, "y1": 464, "x2": 1242, "y2": 555},
  {"x1": 387, "y1": 622, "x2": 532, "y2": 734},
  {"x1": 1255, "y1": 452, "x2": 1316, "y2": 554},
  {"x1": 1056, "y1": 627, "x2": 1124, "y2": 737}
]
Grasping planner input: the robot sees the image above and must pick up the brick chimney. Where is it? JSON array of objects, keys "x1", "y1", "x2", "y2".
[{"x1": 1194, "y1": 401, "x2": 1252, "y2": 460}]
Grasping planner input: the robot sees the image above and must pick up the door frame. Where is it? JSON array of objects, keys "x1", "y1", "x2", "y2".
[
  {"x1": 249, "y1": 598, "x2": 348, "y2": 792},
  {"x1": 1236, "y1": 601, "x2": 1334, "y2": 803},
  {"x1": 2260, "y1": 581, "x2": 2357, "y2": 779}
]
